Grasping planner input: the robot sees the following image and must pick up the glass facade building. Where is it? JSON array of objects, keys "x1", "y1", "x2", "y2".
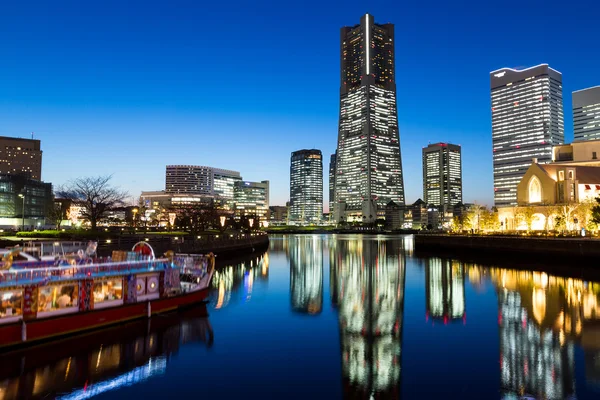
[
  {"x1": 491, "y1": 64, "x2": 564, "y2": 207},
  {"x1": 0, "y1": 174, "x2": 53, "y2": 226},
  {"x1": 334, "y1": 14, "x2": 405, "y2": 223},
  {"x1": 289, "y1": 149, "x2": 323, "y2": 224},
  {"x1": 233, "y1": 180, "x2": 269, "y2": 222},
  {"x1": 573, "y1": 86, "x2": 600, "y2": 142},
  {"x1": 422, "y1": 142, "x2": 462, "y2": 208},
  {"x1": 329, "y1": 152, "x2": 336, "y2": 218}
]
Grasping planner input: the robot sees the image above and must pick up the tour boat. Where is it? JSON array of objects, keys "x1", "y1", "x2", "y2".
[{"x1": 0, "y1": 241, "x2": 215, "y2": 350}]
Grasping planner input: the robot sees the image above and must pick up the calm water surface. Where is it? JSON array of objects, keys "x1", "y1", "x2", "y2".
[{"x1": 2, "y1": 234, "x2": 600, "y2": 399}]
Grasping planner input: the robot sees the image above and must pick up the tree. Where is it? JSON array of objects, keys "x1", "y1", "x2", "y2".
[
  {"x1": 169, "y1": 200, "x2": 219, "y2": 234},
  {"x1": 590, "y1": 196, "x2": 600, "y2": 228},
  {"x1": 480, "y1": 208, "x2": 500, "y2": 231},
  {"x1": 57, "y1": 176, "x2": 128, "y2": 231},
  {"x1": 556, "y1": 202, "x2": 580, "y2": 231},
  {"x1": 516, "y1": 205, "x2": 536, "y2": 231},
  {"x1": 47, "y1": 202, "x2": 65, "y2": 230}
]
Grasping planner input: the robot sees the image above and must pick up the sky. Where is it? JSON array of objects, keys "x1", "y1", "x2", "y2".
[{"x1": 1, "y1": 0, "x2": 599, "y2": 209}]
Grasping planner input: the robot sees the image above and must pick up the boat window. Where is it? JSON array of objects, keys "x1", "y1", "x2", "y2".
[
  {"x1": 0, "y1": 290, "x2": 23, "y2": 319},
  {"x1": 93, "y1": 279, "x2": 123, "y2": 303},
  {"x1": 38, "y1": 284, "x2": 79, "y2": 312}
]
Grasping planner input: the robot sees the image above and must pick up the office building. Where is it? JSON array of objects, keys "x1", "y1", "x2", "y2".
[
  {"x1": 329, "y1": 152, "x2": 336, "y2": 217},
  {"x1": 234, "y1": 180, "x2": 269, "y2": 223},
  {"x1": 290, "y1": 149, "x2": 323, "y2": 224},
  {"x1": 0, "y1": 136, "x2": 43, "y2": 181},
  {"x1": 422, "y1": 143, "x2": 462, "y2": 209},
  {"x1": 491, "y1": 64, "x2": 564, "y2": 207},
  {"x1": 334, "y1": 14, "x2": 405, "y2": 223},
  {"x1": 269, "y1": 205, "x2": 288, "y2": 225},
  {"x1": 573, "y1": 86, "x2": 600, "y2": 142},
  {"x1": 0, "y1": 174, "x2": 53, "y2": 228},
  {"x1": 165, "y1": 165, "x2": 241, "y2": 206}
]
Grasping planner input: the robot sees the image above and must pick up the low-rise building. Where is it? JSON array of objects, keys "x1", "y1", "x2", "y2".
[{"x1": 0, "y1": 174, "x2": 52, "y2": 229}]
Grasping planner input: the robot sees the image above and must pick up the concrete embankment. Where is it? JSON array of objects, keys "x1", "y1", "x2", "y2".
[
  {"x1": 94, "y1": 233, "x2": 269, "y2": 260},
  {"x1": 414, "y1": 234, "x2": 600, "y2": 260}
]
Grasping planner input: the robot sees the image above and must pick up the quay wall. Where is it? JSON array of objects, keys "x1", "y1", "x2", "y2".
[
  {"x1": 94, "y1": 233, "x2": 269, "y2": 260},
  {"x1": 414, "y1": 234, "x2": 600, "y2": 259}
]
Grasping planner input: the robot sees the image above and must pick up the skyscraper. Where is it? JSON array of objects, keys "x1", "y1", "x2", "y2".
[
  {"x1": 290, "y1": 149, "x2": 323, "y2": 224},
  {"x1": 573, "y1": 86, "x2": 600, "y2": 142},
  {"x1": 329, "y1": 151, "x2": 336, "y2": 217},
  {"x1": 334, "y1": 14, "x2": 405, "y2": 224},
  {"x1": 491, "y1": 64, "x2": 564, "y2": 207},
  {"x1": 422, "y1": 142, "x2": 462, "y2": 208}
]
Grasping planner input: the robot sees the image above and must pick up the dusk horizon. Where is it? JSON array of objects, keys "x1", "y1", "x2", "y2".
[{"x1": 2, "y1": 0, "x2": 598, "y2": 209}]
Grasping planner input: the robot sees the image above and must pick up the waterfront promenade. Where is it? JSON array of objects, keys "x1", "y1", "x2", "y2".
[{"x1": 415, "y1": 233, "x2": 600, "y2": 260}]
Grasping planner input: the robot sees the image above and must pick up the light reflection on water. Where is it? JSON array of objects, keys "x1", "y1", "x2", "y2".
[{"x1": 2, "y1": 234, "x2": 600, "y2": 399}]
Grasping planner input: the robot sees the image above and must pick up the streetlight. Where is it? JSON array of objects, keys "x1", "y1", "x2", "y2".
[
  {"x1": 248, "y1": 218, "x2": 254, "y2": 230},
  {"x1": 132, "y1": 208, "x2": 138, "y2": 228},
  {"x1": 219, "y1": 215, "x2": 226, "y2": 228},
  {"x1": 18, "y1": 192, "x2": 25, "y2": 231}
]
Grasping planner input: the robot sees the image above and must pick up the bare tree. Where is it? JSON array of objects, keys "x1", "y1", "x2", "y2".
[
  {"x1": 516, "y1": 205, "x2": 536, "y2": 231},
  {"x1": 57, "y1": 176, "x2": 128, "y2": 231},
  {"x1": 47, "y1": 202, "x2": 65, "y2": 230}
]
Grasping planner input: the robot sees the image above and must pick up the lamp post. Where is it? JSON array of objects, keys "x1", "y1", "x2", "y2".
[
  {"x1": 220, "y1": 215, "x2": 226, "y2": 228},
  {"x1": 18, "y1": 193, "x2": 25, "y2": 231},
  {"x1": 248, "y1": 218, "x2": 254, "y2": 230},
  {"x1": 132, "y1": 208, "x2": 138, "y2": 228}
]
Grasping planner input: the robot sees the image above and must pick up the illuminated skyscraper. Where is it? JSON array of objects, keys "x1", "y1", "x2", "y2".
[
  {"x1": 491, "y1": 64, "x2": 564, "y2": 207},
  {"x1": 329, "y1": 151, "x2": 336, "y2": 217},
  {"x1": 422, "y1": 142, "x2": 462, "y2": 209},
  {"x1": 290, "y1": 149, "x2": 323, "y2": 224},
  {"x1": 334, "y1": 14, "x2": 405, "y2": 223},
  {"x1": 573, "y1": 86, "x2": 600, "y2": 142}
]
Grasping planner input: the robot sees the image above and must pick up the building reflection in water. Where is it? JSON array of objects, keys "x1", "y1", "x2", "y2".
[
  {"x1": 0, "y1": 307, "x2": 213, "y2": 400},
  {"x1": 212, "y1": 252, "x2": 269, "y2": 309},
  {"x1": 425, "y1": 258, "x2": 465, "y2": 324},
  {"x1": 464, "y1": 265, "x2": 600, "y2": 399},
  {"x1": 289, "y1": 235, "x2": 323, "y2": 314},
  {"x1": 330, "y1": 237, "x2": 406, "y2": 398}
]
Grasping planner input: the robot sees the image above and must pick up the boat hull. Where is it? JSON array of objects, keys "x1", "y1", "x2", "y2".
[{"x1": 0, "y1": 288, "x2": 210, "y2": 350}]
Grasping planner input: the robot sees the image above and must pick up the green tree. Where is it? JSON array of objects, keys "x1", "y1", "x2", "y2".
[{"x1": 590, "y1": 196, "x2": 600, "y2": 228}]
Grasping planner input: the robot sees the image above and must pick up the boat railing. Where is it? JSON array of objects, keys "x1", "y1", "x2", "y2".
[
  {"x1": 20, "y1": 241, "x2": 90, "y2": 259},
  {"x1": 0, "y1": 258, "x2": 171, "y2": 288}
]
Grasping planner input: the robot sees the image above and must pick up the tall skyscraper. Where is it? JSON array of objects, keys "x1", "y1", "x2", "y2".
[
  {"x1": 290, "y1": 149, "x2": 323, "y2": 224},
  {"x1": 573, "y1": 86, "x2": 600, "y2": 142},
  {"x1": 0, "y1": 136, "x2": 43, "y2": 180},
  {"x1": 334, "y1": 14, "x2": 405, "y2": 223},
  {"x1": 422, "y1": 142, "x2": 462, "y2": 208},
  {"x1": 329, "y1": 151, "x2": 336, "y2": 216},
  {"x1": 491, "y1": 64, "x2": 564, "y2": 207}
]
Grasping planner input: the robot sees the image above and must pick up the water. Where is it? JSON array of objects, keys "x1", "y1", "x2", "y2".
[{"x1": 2, "y1": 234, "x2": 600, "y2": 399}]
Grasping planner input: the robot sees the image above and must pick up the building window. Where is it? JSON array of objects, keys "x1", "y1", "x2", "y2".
[
  {"x1": 594, "y1": 152, "x2": 598, "y2": 160},
  {"x1": 0, "y1": 290, "x2": 23, "y2": 319},
  {"x1": 93, "y1": 279, "x2": 123, "y2": 303},
  {"x1": 568, "y1": 170, "x2": 574, "y2": 180},
  {"x1": 38, "y1": 284, "x2": 79, "y2": 312},
  {"x1": 558, "y1": 171, "x2": 564, "y2": 181},
  {"x1": 528, "y1": 176, "x2": 542, "y2": 203}
]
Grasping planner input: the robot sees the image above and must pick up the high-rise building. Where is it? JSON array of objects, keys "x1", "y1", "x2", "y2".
[
  {"x1": 491, "y1": 64, "x2": 564, "y2": 207},
  {"x1": 422, "y1": 143, "x2": 462, "y2": 208},
  {"x1": 334, "y1": 14, "x2": 405, "y2": 223},
  {"x1": 165, "y1": 165, "x2": 241, "y2": 206},
  {"x1": 573, "y1": 86, "x2": 600, "y2": 142},
  {"x1": 0, "y1": 136, "x2": 43, "y2": 180},
  {"x1": 234, "y1": 180, "x2": 269, "y2": 222},
  {"x1": 329, "y1": 151, "x2": 336, "y2": 217},
  {"x1": 290, "y1": 149, "x2": 323, "y2": 224}
]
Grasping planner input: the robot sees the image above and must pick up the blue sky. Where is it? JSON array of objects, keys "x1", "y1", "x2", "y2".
[{"x1": 1, "y1": 0, "x2": 598, "y2": 209}]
